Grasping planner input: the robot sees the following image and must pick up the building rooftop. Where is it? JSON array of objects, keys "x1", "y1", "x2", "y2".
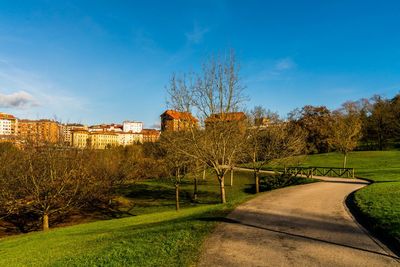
[
  {"x1": 0, "y1": 112, "x2": 17, "y2": 120},
  {"x1": 161, "y1": 110, "x2": 198, "y2": 122}
]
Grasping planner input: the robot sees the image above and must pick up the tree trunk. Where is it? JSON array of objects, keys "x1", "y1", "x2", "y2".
[
  {"x1": 175, "y1": 183, "x2": 180, "y2": 211},
  {"x1": 343, "y1": 153, "x2": 347, "y2": 169},
  {"x1": 193, "y1": 177, "x2": 198, "y2": 201},
  {"x1": 254, "y1": 171, "x2": 260, "y2": 194},
  {"x1": 203, "y1": 167, "x2": 206, "y2": 180},
  {"x1": 230, "y1": 168, "x2": 234, "y2": 187},
  {"x1": 42, "y1": 213, "x2": 49, "y2": 231},
  {"x1": 218, "y1": 175, "x2": 226, "y2": 204}
]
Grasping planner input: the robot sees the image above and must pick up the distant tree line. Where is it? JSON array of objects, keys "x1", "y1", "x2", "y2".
[{"x1": 289, "y1": 93, "x2": 400, "y2": 153}]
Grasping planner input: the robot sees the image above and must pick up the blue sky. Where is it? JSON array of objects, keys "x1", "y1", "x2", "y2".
[{"x1": 0, "y1": 0, "x2": 399, "y2": 128}]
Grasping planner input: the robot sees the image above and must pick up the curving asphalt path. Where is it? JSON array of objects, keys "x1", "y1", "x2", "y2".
[{"x1": 198, "y1": 175, "x2": 400, "y2": 266}]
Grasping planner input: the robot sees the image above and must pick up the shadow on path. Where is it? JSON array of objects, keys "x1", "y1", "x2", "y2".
[{"x1": 198, "y1": 216, "x2": 400, "y2": 261}]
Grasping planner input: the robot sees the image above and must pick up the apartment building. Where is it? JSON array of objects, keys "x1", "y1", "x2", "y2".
[
  {"x1": 123, "y1": 121, "x2": 143, "y2": 133},
  {"x1": 17, "y1": 119, "x2": 60, "y2": 143},
  {"x1": 0, "y1": 112, "x2": 17, "y2": 136},
  {"x1": 142, "y1": 129, "x2": 160, "y2": 142},
  {"x1": 118, "y1": 132, "x2": 143, "y2": 146},
  {"x1": 71, "y1": 129, "x2": 89, "y2": 148},
  {"x1": 61, "y1": 124, "x2": 88, "y2": 145},
  {"x1": 89, "y1": 132, "x2": 119, "y2": 149},
  {"x1": 160, "y1": 110, "x2": 198, "y2": 132}
]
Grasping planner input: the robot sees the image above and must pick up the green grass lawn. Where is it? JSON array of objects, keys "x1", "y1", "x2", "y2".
[
  {"x1": 298, "y1": 151, "x2": 400, "y2": 182},
  {"x1": 302, "y1": 151, "x2": 400, "y2": 248},
  {"x1": 0, "y1": 171, "x2": 314, "y2": 266},
  {"x1": 0, "y1": 206, "x2": 223, "y2": 267}
]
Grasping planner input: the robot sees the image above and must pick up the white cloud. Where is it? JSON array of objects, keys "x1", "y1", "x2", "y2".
[
  {"x1": 185, "y1": 24, "x2": 209, "y2": 44},
  {"x1": 0, "y1": 91, "x2": 38, "y2": 108},
  {"x1": 0, "y1": 59, "x2": 87, "y2": 119}
]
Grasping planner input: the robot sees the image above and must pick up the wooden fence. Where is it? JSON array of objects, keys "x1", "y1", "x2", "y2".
[{"x1": 282, "y1": 166, "x2": 355, "y2": 178}]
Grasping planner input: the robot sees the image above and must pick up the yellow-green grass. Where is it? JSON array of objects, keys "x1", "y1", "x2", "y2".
[
  {"x1": 0, "y1": 171, "x2": 314, "y2": 266},
  {"x1": 303, "y1": 151, "x2": 400, "y2": 249},
  {"x1": 0, "y1": 206, "x2": 222, "y2": 267},
  {"x1": 299, "y1": 151, "x2": 400, "y2": 182}
]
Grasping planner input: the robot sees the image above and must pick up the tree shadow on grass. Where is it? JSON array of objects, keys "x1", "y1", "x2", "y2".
[
  {"x1": 119, "y1": 183, "x2": 222, "y2": 207},
  {"x1": 119, "y1": 183, "x2": 174, "y2": 200}
]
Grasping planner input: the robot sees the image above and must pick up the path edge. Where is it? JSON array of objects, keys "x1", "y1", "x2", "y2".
[{"x1": 345, "y1": 188, "x2": 400, "y2": 258}]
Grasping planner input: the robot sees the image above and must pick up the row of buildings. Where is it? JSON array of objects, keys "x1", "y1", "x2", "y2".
[
  {"x1": 68, "y1": 122, "x2": 159, "y2": 149},
  {"x1": 0, "y1": 112, "x2": 160, "y2": 149},
  {"x1": 1, "y1": 110, "x2": 267, "y2": 149}
]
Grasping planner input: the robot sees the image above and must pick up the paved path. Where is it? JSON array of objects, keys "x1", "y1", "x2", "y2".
[{"x1": 198, "y1": 176, "x2": 400, "y2": 267}]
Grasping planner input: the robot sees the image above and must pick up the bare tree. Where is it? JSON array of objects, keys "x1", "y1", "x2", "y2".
[
  {"x1": 160, "y1": 132, "x2": 195, "y2": 210},
  {"x1": 21, "y1": 147, "x2": 95, "y2": 230},
  {"x1": 165, "y1": 51, "x2": 247, "y2": 204},
  {"x1": 329, "y1": 102, "x2": 362, "y2": 168},
  {"x1": 245, "y1": 107, "x2": 306, "y2": 193},
  {"x1": 166, "y1": 73, "x2": 195, "y2": 113},
  {"x1": 188, "y1": 122, "x2": 245, "y2": 203}
]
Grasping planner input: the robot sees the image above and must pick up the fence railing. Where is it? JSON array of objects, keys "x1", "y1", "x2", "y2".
[{"x1": 282, "y1": 166, "x2": 355, "y2": 178}]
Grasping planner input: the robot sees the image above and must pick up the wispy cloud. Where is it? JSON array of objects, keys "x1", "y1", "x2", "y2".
[
  {"x1": 275, "y1": 57, "x2": 296, "y2": 71},
  {"x1": 185, "y1": 23, "x2": 209, "y2": 44},
  {"x1": 0, "y1": 91, "x2": 38, "y2": 108}
]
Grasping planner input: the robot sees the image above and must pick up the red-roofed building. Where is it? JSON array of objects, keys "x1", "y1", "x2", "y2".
[
  {"x1": 205, "y1": 112, "x2": 247, "y2": 130},
  {"x1": 160, "y1": 110, "x2": 198, "y2": 132},
  {"x1": 205, "y1": 112, "x2": 246, "y2": 123}
]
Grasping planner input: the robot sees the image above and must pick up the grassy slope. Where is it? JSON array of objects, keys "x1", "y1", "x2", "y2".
[
  {"x1": 303, "y1": 151, "x2": 400, "y2": 244},
  {"x1": 0, "y1": 171, "x2": 314, "y2": 266},
  {"x1": 0, "y1": 206, "x2": 221, "y2": 267}
]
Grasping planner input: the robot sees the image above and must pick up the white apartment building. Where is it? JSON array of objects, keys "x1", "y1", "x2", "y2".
[
  {"x1": 0, "y1": 112, "x2": 17, "y2": 136},
  {"x1": 118, "y1": 132, "x2": 143, "y2": 146},
  {"x1": 123, "y1": 121, "x2": 143, "y2": 133}
]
